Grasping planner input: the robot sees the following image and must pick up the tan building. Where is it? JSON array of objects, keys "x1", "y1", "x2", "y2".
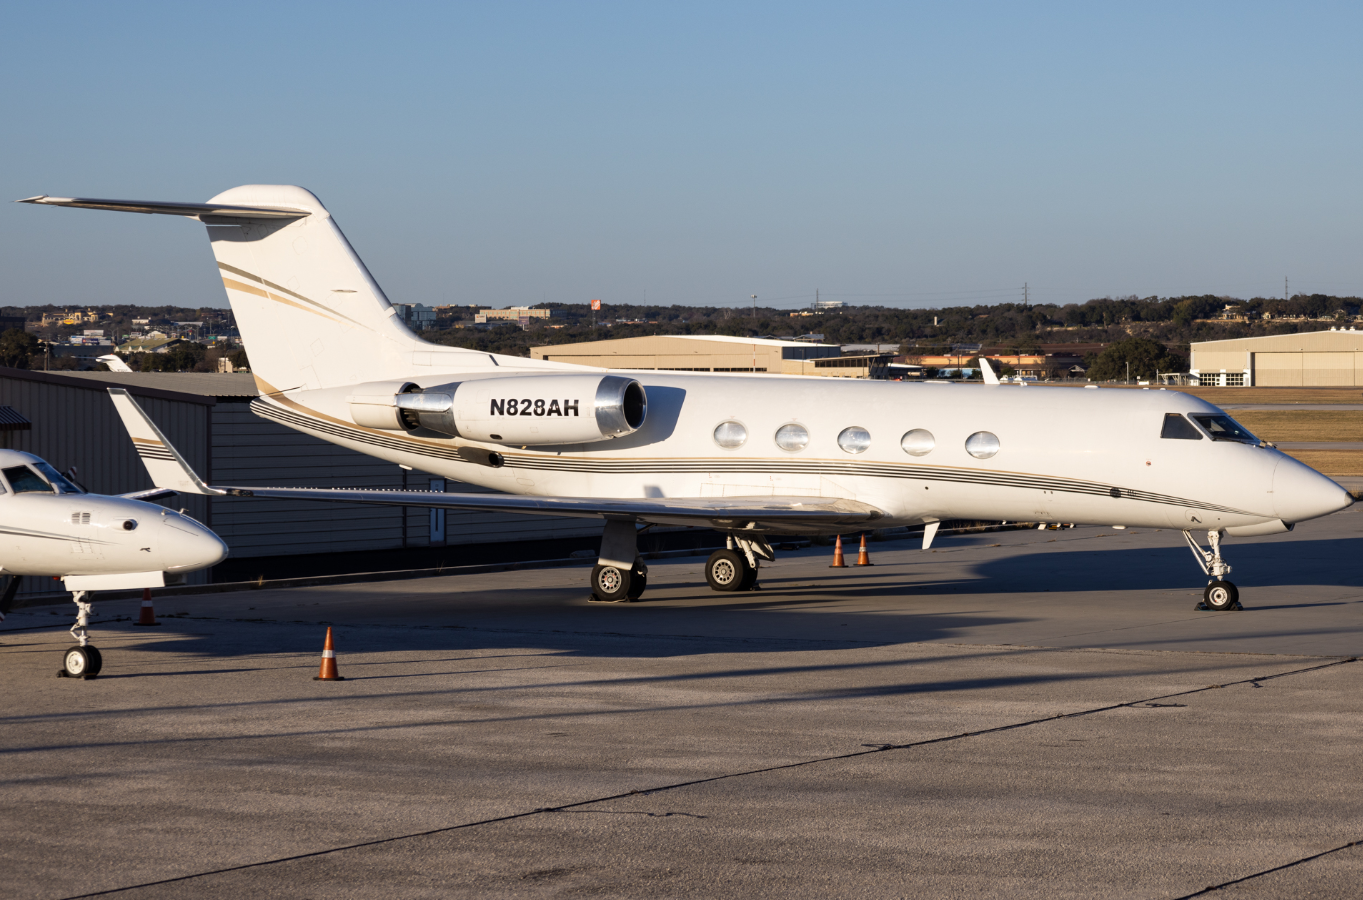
[
  {"x1": 529, "y1": 335, "x2": 890, "y2": 378},
  {"x1": 475, "y1": 307, "x2": 565, "y2": 323},
  {"x1": 1191, "y1": 328, "x2": 1363, "y2": 386}
]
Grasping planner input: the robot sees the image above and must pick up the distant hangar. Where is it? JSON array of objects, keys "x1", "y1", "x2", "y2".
[
  {"x1": 530, "y1": 335, "x2": 893, "y2": 378},
  {"x1": 1191, "y1": 328, "x2": 1363, "y2": 386}
]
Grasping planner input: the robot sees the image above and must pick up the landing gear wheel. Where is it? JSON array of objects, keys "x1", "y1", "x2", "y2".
[
  {"x1": 590, "y1": 564, "x2": 633, "y2": 603},
  {"x1": 61, "y1": 645, "x2": 100, "y2": 679},
  {"x1": 1203, "y1": 580, "x2": 1239, "y2": 611},
  {"x1": 706, "y1": 550, "x2": 749, "y2": 592}
]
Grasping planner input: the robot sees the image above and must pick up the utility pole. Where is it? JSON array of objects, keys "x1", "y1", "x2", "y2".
[
  {"x1": 750, "y1": 295, "x2": 758, "y2": 372},
  {"x1": 1285, "y1": 277, "x2": 1289, "y2": 301},
  {"x1": 1023, "y1": 282, "x2": 1029, "y2": 308}
]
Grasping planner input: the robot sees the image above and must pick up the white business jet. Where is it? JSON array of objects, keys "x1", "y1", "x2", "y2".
[
  {"x1": 0, "y1": 449, "x2": 227, "y2": 677},
  {"x1": 24, "y1": 186, "x2": 1353, "y2": 611}
]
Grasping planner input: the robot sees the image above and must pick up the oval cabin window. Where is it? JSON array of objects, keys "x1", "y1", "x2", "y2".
[
  {"x1": 900, "y1": 429, "x2": 935, "y2": 456},
  {"x1": 713, "y1": 420, "x2": 748, "y2": 449},
  {"x1": 837, "y1": 426, "x2": 871, "y2": 454},
  {"x1": 965, "y1": 431, "x2": 1000, "y2": 459},
  {"x1": 774, "y1": 423, "x2": 810, "y2": 452}
]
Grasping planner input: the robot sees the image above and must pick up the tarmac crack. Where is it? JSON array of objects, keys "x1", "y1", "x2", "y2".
[
  {"x1": 56, "y1": 655, "x2": 1356, "y2": 899},
  {"x1": 1172, "y1": 838, "x2": 1363, "y2": 898}
]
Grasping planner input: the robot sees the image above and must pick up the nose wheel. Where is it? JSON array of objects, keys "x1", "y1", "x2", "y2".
[
  {"x1": 58, "y1": 591, "x2": 103, "y2": 678},
  {"x1": 1184, "y1": 530, "x2": 1244, "y2": 611}
]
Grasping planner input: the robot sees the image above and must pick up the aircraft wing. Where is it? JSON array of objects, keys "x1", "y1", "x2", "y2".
[
  {"x1": 118, "y1": 487, "x2": 179, "y2": 503},
  {"x1": 207, "y1": 485, "x2": 882, "y2": 528},
  {"x1": 106, "y1": 388, "x2": 884, "y2": 529}
]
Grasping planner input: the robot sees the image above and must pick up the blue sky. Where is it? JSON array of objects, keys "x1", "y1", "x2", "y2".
[{"x1": 3, "y1": 2, "x2": 1361, "y2": 310}]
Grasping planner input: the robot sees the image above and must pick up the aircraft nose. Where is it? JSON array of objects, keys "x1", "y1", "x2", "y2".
[
  {"x1": 160, "y1": 514, "x2": 229, "y2": 571},
  {"x1": 1273, "y1": 456, "x2": 1354, "y2": 523}
]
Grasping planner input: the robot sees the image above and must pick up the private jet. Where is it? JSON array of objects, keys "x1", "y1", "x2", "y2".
[
  {"x1": 24, "y1": 186, "x2": 1354, "y2": 610},
  {"x1": 0, "y1": 449, "x2": 227, "y2": 677}
]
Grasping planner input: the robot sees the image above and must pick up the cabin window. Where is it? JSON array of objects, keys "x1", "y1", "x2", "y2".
[
  {"x1": 31, "y1": 461, "x2": 83, "y2": 494},
  {"x1": 713, "y1": 421, "x2": 747, "y2": 449},
  {"x1": 774, "y1": 423, "x2": 810, "y2": 452},
  {"x1": 4, "y1": 466, "x2": 54, "y2": 494},
  {"x1": 900, "y1": 429, "x2": 935, "y2": 456},
  {"x1": 1190, "y1": 414, "x2": 1258, "y2": 444},
  {"x1": 837, "y1": 426, "x2": 872, "y2": 454},
  {"x1": 965, "y1": 431, "x2": 1000, "y2": 459},
  {"x1": 1160, "y1": 414, "x2": 1203, "y2": 440}
]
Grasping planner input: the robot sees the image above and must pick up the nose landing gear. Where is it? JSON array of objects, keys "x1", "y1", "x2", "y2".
[
  {"x1": 60, "y1": 591, "x2": 103, "y2": 678},
  {"x1": 1183, "y1": 530, "x2": 1243, "y2": 611}
]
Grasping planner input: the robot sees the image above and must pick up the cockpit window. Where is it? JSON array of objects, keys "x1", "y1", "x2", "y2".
[
  {"x1": 31, "y1": 461, "x2": 84, "y2": 494},
  {"x1": 1190, "y1": 414, "x2": 1258, "y2": 444},
  {"x1": 3, "y1": 465, "x2": 55, "y2": 494},
  {"x1": 30, "y1": 463, "x2": 83, "y2": 490},
  {"x1": 1160, "y1": 413, "x2": 1204, "y2": 440}
]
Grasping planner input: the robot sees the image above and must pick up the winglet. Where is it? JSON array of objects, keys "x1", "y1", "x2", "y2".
[
  {"x1": 107, "y1": 388, "x2": 222, "y2": 496},
  {"x1": 979, "y1": 357, "x2": 1001, "y2": 385}
]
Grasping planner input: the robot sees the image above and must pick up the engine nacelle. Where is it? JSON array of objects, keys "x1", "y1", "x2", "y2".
[
  {"x1": 348, "y1": 374, "x2": 648, "y2": 446},
  {"x1": 347, "y1": 381, "x2": 419, "y2": 430}
]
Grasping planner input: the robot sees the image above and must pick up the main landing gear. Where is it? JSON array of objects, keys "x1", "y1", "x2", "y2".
[
  {"x1": 1183, "y1": 529, "x2": 1242, "y2": 612},
  {"x1": 586, "y1": 521, "x2": 776, "y2": 602},
  {"x1": 60, "y1": 590, "x2": 103, "y2": 679},
  {"x1": 705, "y1": 535, "x2": 772, "y2": 593}
]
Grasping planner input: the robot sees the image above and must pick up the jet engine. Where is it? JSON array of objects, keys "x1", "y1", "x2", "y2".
[{"x1": 347, "y1": 374, "x2": 647, "y2": 445}]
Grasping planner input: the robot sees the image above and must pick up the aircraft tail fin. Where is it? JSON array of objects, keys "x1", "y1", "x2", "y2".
[
  {"x1": 21, "y1": 186, "x2": 527, "y2": 393},
  {"x1": 979, "y1": 356, "x2": 1001, "y2": 385},
  {"x1": 107, "y1": 388, "x2": 220, "y2": 496}
]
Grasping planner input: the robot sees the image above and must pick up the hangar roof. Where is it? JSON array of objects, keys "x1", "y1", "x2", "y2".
[{"x1": 1191, "y1": 329, "x2": 1363, "y2": 353}]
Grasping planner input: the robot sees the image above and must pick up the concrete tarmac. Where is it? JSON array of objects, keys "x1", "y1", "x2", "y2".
[{"x1": 4, "y1": 507, "x2": 1363, "y2": 898}]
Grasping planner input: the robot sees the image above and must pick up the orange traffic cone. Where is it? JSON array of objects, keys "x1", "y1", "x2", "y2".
[
  {"x1": 854, "y1": 533, "x2": 873, "y2": 566},
  {"x1": 313, "y1": 627, "x2": 344, "y2": 681},
  {"x1": 830, "y1": 534, "x2": 846, "y2": 568},
  {"x1": 134, "y1": 588, "x2": 161, "y2": 626}
]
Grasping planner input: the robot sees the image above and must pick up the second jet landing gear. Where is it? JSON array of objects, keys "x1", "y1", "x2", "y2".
[
  {"x1": 1183, "y1": 529, "x2": 1242, "y2": 612},
  {"x1": 705, "y1": 535, "x2": 772, "y2": 593},
  {"x1": 60, "y1": 590, "x2": 103, "y2": 679}
]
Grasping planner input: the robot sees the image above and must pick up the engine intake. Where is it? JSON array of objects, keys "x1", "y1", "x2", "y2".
[{"x1": 349, "y1": 374, "x2": 647, "y2": 446}]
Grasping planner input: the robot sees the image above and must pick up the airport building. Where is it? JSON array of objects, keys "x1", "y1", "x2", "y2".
[
  {"x1": 1190, "y1": 328, "x2": 1363, "y2": 386},
  {"x1": 0, "y1": 367, "x2": 601, "y2": 601},
  {"x1": 529, "y1": 335, "x2": 893, "y2": 379}
]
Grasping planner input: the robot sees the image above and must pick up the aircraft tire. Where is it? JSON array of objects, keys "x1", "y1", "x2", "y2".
[
  {"x1": 1203, "y1": 580, "x2": 1238, "y2": 611},
  {"x1": 61, "y1": 646, "x2": 99, "y2": 678},
  {"x1": 705, "y1": 550, "x2": 746, "y2": 592},
  {"x1": 590, "y1": 564, "x2": 633, "y2": 603},
  {"x1": 626, "y1": 557, "x2": 648, "y2": 600},
  {"x1": 85, "y1": 645, "x2": 103, "y2": 676}
]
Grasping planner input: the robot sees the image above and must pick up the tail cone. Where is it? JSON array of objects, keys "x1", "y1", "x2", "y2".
[
  {"x1": 830, "y1": 535, "x2": 846, "y2": 568},
  {"x1": 134, "y1": 588, "x2": 161, "y2": 626},
  {"x1": 854, "y1": 533, "x2": 873, "y2": 567},
  {"x1": 314, "y1": 626, "x2": 344, "y2": 681}
]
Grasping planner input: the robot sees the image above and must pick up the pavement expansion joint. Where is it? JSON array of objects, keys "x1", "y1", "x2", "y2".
[
  {"x1": 1172, "y1": 838, "x2": 1363, "y2": 899},
  {"x1": 55, "y1": 655, "x2": 1358, "y2": 900}
]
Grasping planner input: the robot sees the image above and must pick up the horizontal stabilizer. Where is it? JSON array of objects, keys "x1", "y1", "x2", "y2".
[{"x1": 17, "y1": 195, "x2": 309, "y2": 219}]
